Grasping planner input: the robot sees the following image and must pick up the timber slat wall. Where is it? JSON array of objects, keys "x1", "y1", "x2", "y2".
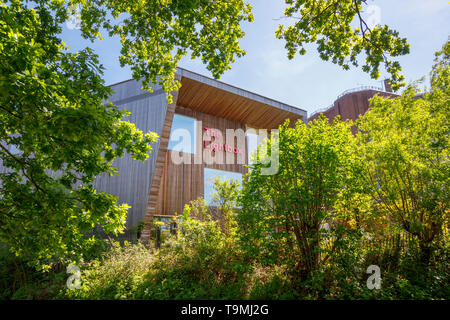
[
  {"x1": 177, "y1": 76, "x2": 305, "y2": 129},
  {"x1": 140, "y1": 89, "x2": 179, "y2": 242},
  {"x1": 94, "y1": 80, "x2": 168, "y2": 236},
  {"x1": 308, "y1": 90, "x2": 397, "y2": 126},
  {"x1": 1, "y1": 70, "x2": 307, "y2": 242}
]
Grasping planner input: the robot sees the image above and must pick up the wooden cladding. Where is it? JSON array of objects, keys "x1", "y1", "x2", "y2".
[
  {"x1": 141, "y1": 90, "x2": 178, "y2": 242},
  {"x1": 177, "y1": 76, "x2": 304, "y2": 129},
  {"x1": 151, "y1": 105, "x2": 248, "y2": 218}
]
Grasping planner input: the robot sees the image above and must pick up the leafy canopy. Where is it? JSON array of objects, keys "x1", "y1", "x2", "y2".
[
  {"x1": 276, "y1": 0, "x2": 410, "y2": 90},
  {"x1": 0, "y1": 0, "x2": 159, "y2": 268},
  {"x1": 0, "y1": 0, "x2": 254, "y2": 268}
]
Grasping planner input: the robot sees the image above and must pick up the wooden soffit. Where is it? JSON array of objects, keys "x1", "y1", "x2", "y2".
[{"x1": 176, "y1": 68, "x2": 306, "y2": 129}]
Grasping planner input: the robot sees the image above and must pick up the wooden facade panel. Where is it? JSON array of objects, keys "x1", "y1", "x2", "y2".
[
  {"x1": 177, "y1": 77, "x2": 304, "y2": 129},
  {"x1": 94, "y1": 88, "x2": 168, "y2": 230},
  {"x1": 152, "y1": 105, "x2": 248, "y2": 217}
]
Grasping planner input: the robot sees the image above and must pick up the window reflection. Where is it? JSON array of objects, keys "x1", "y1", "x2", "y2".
[
  {"x1": 246, "y1": 128, "x2": 260, "y2": 165},
  {"x1": 168, "y1": 114, "x2": 196, "y2": 154},
  {"x1": 204, "y1": 168, "x2": 242, "y2": 206}
]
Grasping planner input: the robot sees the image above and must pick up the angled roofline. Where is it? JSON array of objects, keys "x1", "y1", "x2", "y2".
[
  {"x1": 175, "y1": 67, "x2": 307, "y2": 116},
  {"x1": 107, "y1": 68, "x2": 307, "y2": 117}
]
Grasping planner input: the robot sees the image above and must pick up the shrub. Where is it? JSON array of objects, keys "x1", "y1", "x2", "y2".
[
  {"x1": 0, "y1": 244, "x2": 67, "y2": 300},
  {"x1": 64, "y1": 197, "x2": 250, "y2": 300},
  {"x1": 65, "y1": 241, "x2": 154, "y2": 300},
  {"x1": 134, "y1": 202, "x2": 248, "y2": 299}
]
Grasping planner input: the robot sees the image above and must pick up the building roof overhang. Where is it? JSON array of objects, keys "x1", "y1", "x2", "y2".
[{"x1": 176, "y1": 67, "x2": 306, "y2": 129}]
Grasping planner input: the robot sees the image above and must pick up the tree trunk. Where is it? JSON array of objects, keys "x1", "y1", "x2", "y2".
[{"x1": 419, "y1": 241, "x2": 433, "y2": 264}]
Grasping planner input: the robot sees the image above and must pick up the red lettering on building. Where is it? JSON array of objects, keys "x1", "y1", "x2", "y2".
[{"x1": 203, "y1": 128, "x2": 242, "y2": 154}]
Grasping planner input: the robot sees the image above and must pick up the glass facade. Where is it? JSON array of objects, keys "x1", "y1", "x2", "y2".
[
  {"x1": 246, "y1": 128, "x2": 260, "y2": 165},
  {"x1": 204, "y1": 168, "x2": 242, "y2": 206},
  {"x1": 168, "y1": 114, "x2": 197, "y2": 154}
]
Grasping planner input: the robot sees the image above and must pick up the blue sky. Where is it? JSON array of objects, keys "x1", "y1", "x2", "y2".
[{"x1": 61, "y1": 0, "x2": 450, "y2": 116}]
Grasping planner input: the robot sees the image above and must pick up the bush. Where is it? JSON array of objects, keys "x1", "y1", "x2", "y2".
[
  {"x1": 64, "y1": 199, "x2": 250, "y2": 300},
  {"x1": 247, "y1": 265, "x2": 298, "y2": 299},
  {"x1": 65, "y1": 241, "x2": 154, "y2": 300},
  {"x1": 0, "y1": 244, "x2": 67, "y2": 300}
]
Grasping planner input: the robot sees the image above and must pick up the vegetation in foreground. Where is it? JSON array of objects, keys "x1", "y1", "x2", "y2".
[
  {"x1": 0, "y1": 1, "x2": 448, "y2": 299},
  {"x1": 0, "y1": 42, "x2": 450, "y2": 299},
  {"x1": 1, "y1": 44, "x2": 449, "y2": 297},
  {"x1": 1, "y1": 200, "x2": 448, "y2": 300}
]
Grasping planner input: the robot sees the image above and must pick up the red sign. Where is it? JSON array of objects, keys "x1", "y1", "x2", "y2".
[{"x1": 203, "y1": 127, "x2": 242, "y2": 154}]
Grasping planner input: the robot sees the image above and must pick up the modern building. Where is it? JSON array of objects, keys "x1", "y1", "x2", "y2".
[
  {"x1": 308, "y1": 79, "x2": 398, "y2": 132},
  {"x1": 2, "y1": 66, "x2": 399, "y2": 243},
  {"x1": 95, "y1": 68, "x2": 307, "y2": 241}
]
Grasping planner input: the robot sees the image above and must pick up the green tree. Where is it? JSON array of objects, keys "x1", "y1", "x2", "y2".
[
  {"x1": 0, "y1": 1, "x2": 158, "y2": 268},
  {"x1": 64, "y1": 0, "x2": 253, "y2": 102},
  {"x1": 357, "y1": 40, "x2": 450, "y2": 263},
  {"x1": 0, "y1": 0, "x2": 253, "y2": 268},
  {"x1": 212, "y1": 177, "x2": 240, "y2": 234},
  {"x1": 276, "y1": 0, "x2": 410, "y2": 90},
  {"x1": 239, "y1": 117, "x2": 362, "y2": 279}
]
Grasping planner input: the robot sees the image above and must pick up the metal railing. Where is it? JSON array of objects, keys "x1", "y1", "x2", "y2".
[{"x1": 309, "y1": 85, "x2": 385, "y2": 118}]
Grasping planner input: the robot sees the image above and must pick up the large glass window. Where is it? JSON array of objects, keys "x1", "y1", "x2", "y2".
[
  {"x1": 204, "y1": 168, "x2": 242, "y2": 206},
  {"x1": 168, "y1": 114, "x2": 196, "y2": 154},
  {"x1": 246, "y1": 128, "x2": 260, "y2": 165}
]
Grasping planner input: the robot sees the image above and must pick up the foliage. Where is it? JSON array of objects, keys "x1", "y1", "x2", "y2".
[
  {"x1": 181, "y1": 197, "x2": 210, "y2": 222},
  {"x1": 357, "y1": 40, "x2": 450, "y2": 263},
  {"x1": 276, "y1": 0, "x2": 410, "y2": 90},
  {"x1": 0, "y1": 0, "x2": 418, "y2": 271},
  {"x1": 0, "y1": 0, "x2": 159, "y2": 269},
  {"x1": 212, "y1": 176, "x2": 240, "y2": 214},
  {"x1": 211, "y1": 176, "x2": 240, "y2": 234},
  {"x1": 49, "y1": 0, "x2": 253, "y2": 102},
  {"x1": 247, "y1": 264, "x2": 299, "y2": 300},
  {"x1": 239, "y1": 116, "x2": 363, "y2": 279},
  {"x1": 64, "y1": 196, "x2": 249, "y2": 300},
  {"x1": 65, "y1": 241, "x2": 155, "y2": 300},
  {"x1": 59, "y1": 233, "x2": 449, "y2": 300},
  {"x1": 135, "y1": 202, "x2": 246, "y2": 299}
]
